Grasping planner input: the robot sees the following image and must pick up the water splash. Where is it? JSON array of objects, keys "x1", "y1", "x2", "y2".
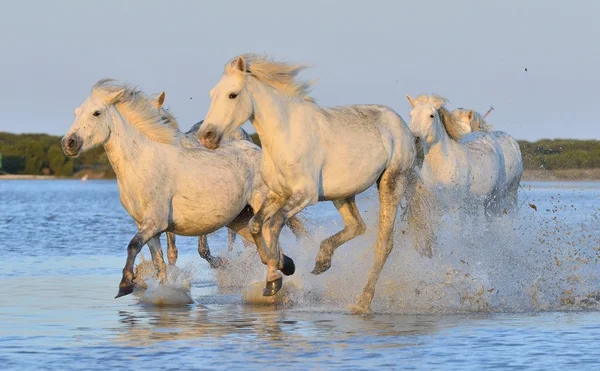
[
  {"x1": 134, "y1": 255, "x2": 195, "y2": 306},
  {"x1": 209, "y1": 185, "x2": 600, "y2": 314}
]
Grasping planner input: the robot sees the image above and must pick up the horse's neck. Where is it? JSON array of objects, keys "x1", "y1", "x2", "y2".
[
  {"x1": 103, "y1": 107, "x2": 160, "y2": 183},
  {"x1": 422, "y1": 124, "x2": 463, "y2": 176},
  {"x1": 248, "y1": 81, "x2": 295, "y2": 151}
]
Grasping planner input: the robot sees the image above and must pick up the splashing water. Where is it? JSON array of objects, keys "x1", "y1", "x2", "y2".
[
  {"x1": 207, "y1": 183, "x2": 600, "y2": 314},
  {"x1": 134, "y1": 255, "x2": 195, "y2": 306}
]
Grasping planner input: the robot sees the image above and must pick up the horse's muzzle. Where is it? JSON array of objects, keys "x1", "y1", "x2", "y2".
[
  {"x1": 61, "y1": 134, "x2": 82, "y2": 157},
  {"x1": 198, "y1": 124, "x2": 222, "y2": 150}
]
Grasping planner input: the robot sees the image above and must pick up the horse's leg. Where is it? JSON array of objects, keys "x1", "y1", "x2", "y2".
[
  {"x1": 147, "y1": 235, "x2": 167, "y2": 285},
  {"x1": 166, "y1": 232, "x2": 178, "y2": 265},
  {"x1": 198, "y1": 235, "x2": 227, "y2": 269},
  {"x1": 248, "y1": 190, "x2": 286, "y2": 235},
  {"x1": 116, "y1": 220, "x2": 163, "y2": 298},
  {"x1": 261, "y1": 190, "x2": 314, "y2": 296},
  {"x1": 228, "y1": 230, "x2": 237, "y2": 252},
  {"x1": 227, "y1": 206, "x2": 269, "y2": 266},
  {"x1": 312, "y1": 196, "x2": 366, "y2": 274},
  {"x1": 352, "y1": 170, "x2": 407, "y2": 314}
]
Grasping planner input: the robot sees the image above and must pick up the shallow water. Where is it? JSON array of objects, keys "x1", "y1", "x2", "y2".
[{"x1": 1, "y1": 179, "x2": 600, "y2": 370}]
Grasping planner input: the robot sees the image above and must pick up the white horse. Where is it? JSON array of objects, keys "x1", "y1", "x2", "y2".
[
  {"x1": 151, "y1": 92, "x2": 255, "y2": 268},
  {"x1": 452, "y1": 107, "x2": 522, "y2": 210},
  {"x1": 62, "y1": 79, "x2": 307, "y2": 298},
  {"x1": 406, "y1": 94, "x2": 522, "y2": 214},
  {"x1": 197, "y1": 54, "x2": 419, "y2": 314}
]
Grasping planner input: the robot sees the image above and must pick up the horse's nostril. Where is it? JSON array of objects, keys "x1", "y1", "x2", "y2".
[
  {"x1": 205, "y1": 131, "x2": 214, "y2": 139},
  {"x1": 67, "y1": 138, "x2": 76, "y2": 148}
]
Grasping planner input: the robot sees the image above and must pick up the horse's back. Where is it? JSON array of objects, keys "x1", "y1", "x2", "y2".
[
  {"x1": 489, "y1": 131, "x2": 523, "y2": 184},
  {"x1": 316, "y1": 104, "x2": 414, "y2": 199}
]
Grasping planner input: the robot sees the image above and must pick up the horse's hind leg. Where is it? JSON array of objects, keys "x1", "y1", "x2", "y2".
[
  {"x1": 147, "y1": 235, "x2": 167, "y2": 285},
  {"x1": 286, "y1": 215, "x2": 310, "y2": 240},
  {"x1": 228, "y1": 230, "x2": 237, "y2": 252},
  {"x1": 198, "y1": 235, "x2": 227, "y2": 269},
  {"x1": 166, "y1": 232, "x2": 178, "y2": 265},
  {"x1": 351, "y1": 170, "x2": 407, "y2": 314},
  {"x1": 312, "y1": 196, "x2": 366, "y2": 275}
]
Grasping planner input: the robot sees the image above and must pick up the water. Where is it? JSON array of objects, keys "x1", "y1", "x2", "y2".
[{"x1": 1, "y1": 180, "x2": 600, "y2": 370}]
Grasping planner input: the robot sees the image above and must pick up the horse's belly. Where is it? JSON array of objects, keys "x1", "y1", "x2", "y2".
[
  {"x1": 320, "y1": 156, "x2": 386, "y2": 200},
  {"x1": 169, "y1": 192, "x2": 247, "y2": 236}
]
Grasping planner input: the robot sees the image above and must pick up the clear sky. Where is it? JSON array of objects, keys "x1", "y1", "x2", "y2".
[{"x1": 0, "y1": 0, "x2": 598, "y2": 140}]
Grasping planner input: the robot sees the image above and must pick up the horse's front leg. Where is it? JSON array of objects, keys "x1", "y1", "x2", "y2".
[
  {"x1": 116, "y1": 219, "x2": 165, "y2": 299},
  {"x1": 147, "y1": 235, "x2": 167, "y2": 285},
  {"x1": 261, "y1": 188, "x2": 315, "y2": 296},
  {"x1": 248, "y1": 190, "x2": 286, "y2": 235}
]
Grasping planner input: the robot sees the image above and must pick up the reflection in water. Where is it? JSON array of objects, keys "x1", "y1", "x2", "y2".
[{"x1": 112, "y1": 302, "x2": 449, "y2": 350}]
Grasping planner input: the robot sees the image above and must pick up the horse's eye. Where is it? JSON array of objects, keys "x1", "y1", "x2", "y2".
[
  {"x1": 93, "y1": 110, "x2": 101, "y2": 117},
  {"x1": 229, "y1": 93, "x2": 238, "y2": 99},
  {"x1": 429, "y1": 114, "x2": 434, "y2": 118}
]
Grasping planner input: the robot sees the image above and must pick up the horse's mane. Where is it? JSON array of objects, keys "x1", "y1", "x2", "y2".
[
  {"x1": 414, "y1": 94, "x2": 466, "y2": 141},
  {"x1": 454, "y1": 108, "x2": 494, "y2": 133},
  {"x1": 92, "y1": 79, "x2": 178, "y2": 144},
  {"x1": 230, "y1": 54, "x2": 316, "y2": 103}
]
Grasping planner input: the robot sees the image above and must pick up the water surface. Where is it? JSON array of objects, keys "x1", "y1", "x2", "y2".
[{"x1": 1, "y1": 180, "x2": 599, "y2": 370}]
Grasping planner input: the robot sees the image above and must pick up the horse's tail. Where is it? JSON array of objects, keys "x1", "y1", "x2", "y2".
[{"x1": 404, "y1": 169, "x2": 437, "y2": 258}]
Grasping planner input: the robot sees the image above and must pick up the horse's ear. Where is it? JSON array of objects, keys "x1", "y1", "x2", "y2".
[
  {"x1": 105, "y1": 88, "x2": 125, "y2": 104},
  {"x1": 230, "y1": 56, "x2": 247, "y2": 72},
  {"x1": 406, "y1": 95, "x2": 416, "y2": 108},
  {"x1": 467, "y1": 111, "x2": 473, "y2": 121},
  {"x1": 157, "y1": 91, "x2": 166, "y2": 109}
]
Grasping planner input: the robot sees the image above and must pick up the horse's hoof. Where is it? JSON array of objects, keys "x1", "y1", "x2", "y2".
[
  {"x1": 349, "y1": 303, "x2": 372, "y2": 315},
  {"x1": 311, "y1": 259, "x2": 331, "y2": 275},
  {"x1": 115, "y1": 284, "x2": 134, "y2": 299},
  {"x1": 280, "y1": 254, "x2": 295, "y2": 276},
  {"x1": 263, "y1": 277, "x2": 283, "y2": 297}
]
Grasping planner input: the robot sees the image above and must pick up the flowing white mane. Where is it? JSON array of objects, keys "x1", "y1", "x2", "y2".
[
  {"x1": 92, "y1": 79, "x2": 178, "y2": 144},
  {"x1": 230, "y1": 54, "x2": 316, "y2": 103},
  {"x1": 414, "y1": 94, "x2": 465, "y2": 141}
]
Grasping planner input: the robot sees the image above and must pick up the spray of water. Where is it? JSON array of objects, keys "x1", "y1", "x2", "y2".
[
  {"x1": 209, "y1": 185, "x2": 600, "y2": 314},
  {"x1": 134, "y1": 255, "x2": 195, "y2": 306}
]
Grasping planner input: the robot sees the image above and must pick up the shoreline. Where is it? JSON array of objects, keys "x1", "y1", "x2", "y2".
[{"x1": 3, "y1": 169, "x2": 600, "y2": 182}]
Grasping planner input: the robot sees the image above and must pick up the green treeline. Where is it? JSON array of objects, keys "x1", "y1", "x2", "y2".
[
  {"x1": 0, "y1": 132, "x2": 112, "y2": 177},
  {"x1": 0, "y1": 131, "x2": 599, "y2": 177}
]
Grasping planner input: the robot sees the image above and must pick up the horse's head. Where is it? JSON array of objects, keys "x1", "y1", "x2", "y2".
[
  {"x1": 199, "y1": 56, "x2": 253, "y2": 149},
  {"x1": 406, "y1": 94, "x2": 443, "y2": 144},
  {"x1": 62, "y1": 85, "x2": 124, "y2": 157}
]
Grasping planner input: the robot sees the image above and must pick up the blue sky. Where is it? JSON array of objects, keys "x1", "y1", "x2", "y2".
[{"x1": 0, "y1": 0, "x2": 598, "y2": 140}]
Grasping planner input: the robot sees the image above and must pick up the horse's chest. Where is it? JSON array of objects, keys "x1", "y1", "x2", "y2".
[{"x1": 117, "y1": 181, "x2": 148, "y2": 224}]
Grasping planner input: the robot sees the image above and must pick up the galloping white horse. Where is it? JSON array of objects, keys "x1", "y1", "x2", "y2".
[
  {"x1": 62, "y1": 79, "x2": 306, "y2": 298},
  {"x1": 452, "y1": 107, "x2": 522, "y2": 211},
  {"x1": 198, "y1": 54, "x2": 418, "y2": 314},
  {"x1": 406, "y1": 95, "x2": 522, "y2": 213}
]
